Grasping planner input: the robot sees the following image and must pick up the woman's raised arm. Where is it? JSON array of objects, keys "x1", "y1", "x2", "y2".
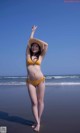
[
  {"x1": 26, "y1": 25, "x2": 37, "y2": 56},
  {"x1": 41, "y1": 41, "x2": 48, "y2": 58},
  {"x1": 30, "y1": 25, "x2": 37, "y2": 38}
]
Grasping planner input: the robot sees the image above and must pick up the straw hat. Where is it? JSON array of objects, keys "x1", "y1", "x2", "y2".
[{"x1": 28, "y1": 38, "x2": 46, "y2": 51}]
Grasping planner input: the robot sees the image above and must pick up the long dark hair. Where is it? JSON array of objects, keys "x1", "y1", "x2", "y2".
[{"x1": 30, "y1": 43, "x2": 41, "y2": 59}]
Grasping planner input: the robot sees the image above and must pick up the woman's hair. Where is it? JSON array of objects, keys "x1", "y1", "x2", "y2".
[{"x1": 30, "y1": 43, "x2": 41, "y2": 59}]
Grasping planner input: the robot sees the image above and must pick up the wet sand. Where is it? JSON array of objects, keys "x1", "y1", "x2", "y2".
[{"x1": 0, "y1": 85, "x2": 80, "y2": 133}]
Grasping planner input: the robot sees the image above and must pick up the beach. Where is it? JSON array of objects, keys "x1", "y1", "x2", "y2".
[{"x1": 0, "y1": 82, "x2": 80, "y2": 133}]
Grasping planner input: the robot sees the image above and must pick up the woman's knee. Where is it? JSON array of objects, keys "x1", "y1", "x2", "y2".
[
  {"x1": 38, "y1": 99, "x2": 44, "y2": 106},
  {"x1": 31, "y1": 100, "x2": 38, "y2": 106}
]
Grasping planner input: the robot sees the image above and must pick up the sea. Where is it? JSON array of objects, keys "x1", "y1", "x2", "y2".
[{"x1": 0, "y1": 75, "x2": 80, "y2": 86}]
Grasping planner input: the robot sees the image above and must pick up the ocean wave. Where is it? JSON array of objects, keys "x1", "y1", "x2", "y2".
[
  {"x1": 0, "y1": 82, "x2": 80, "y2": 86},
  {"x1": 0, "y1": 82, "x2": 26, "y2": 85},
  {"x1": 45, "y1": 82, "x2": 80, "y2": 86},
  {"x1": 0, "y1": 75, "x2": 80, "y2": 80},
  {"x1": 45, "y1": 75, "x2": 80, "y2": 79},
  {"x1": 0, "y1": 76, "x2": 26, "y2": 79}
]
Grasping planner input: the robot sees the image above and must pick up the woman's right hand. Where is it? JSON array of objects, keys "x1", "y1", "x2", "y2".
[
  {"x1": 30, "y1": 25, "x2": 37, "y2": 38},
  {"x1": 32, "y1": 25, "x2": 37, "y2": 32}
]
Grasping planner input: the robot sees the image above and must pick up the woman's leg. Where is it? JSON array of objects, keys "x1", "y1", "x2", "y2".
[
  {"x1": 33, "y1": 81, "x2": 45, "y2": 131},
  {"x1": 27, "y1": 83, "x2": 39, "y2": 126},
  {"x1": 37, "y1": 81, "x2": 45, "y2": 123}
]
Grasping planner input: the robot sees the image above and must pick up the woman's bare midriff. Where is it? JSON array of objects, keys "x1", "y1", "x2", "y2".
[{"x1": 27, "y1": 65, "x2": 43, "y2": 80}]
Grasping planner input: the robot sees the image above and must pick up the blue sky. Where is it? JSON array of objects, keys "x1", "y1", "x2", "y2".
[{"x1": 0, "y1": 0, "x2": 80, "y2": 76}]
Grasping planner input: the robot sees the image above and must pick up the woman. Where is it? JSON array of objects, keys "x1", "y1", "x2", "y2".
[{"x1": 26, "y1": 25, "x2": 48, "y2": 132}]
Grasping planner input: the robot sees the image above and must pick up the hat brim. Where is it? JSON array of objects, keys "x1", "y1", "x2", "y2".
[{"x1": 28, "y1": 38, "x2": 44, "y2": 50}]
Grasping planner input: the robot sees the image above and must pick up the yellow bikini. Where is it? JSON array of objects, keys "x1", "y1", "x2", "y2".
[
  {"x1": 26, "y1": 57, "x2": 45, "y2": 86},
  {"x1": 26, "y1": 77, "x2": 45, "y2": 86},
  {"x1": 27, "y1": 57, "x2": 41, "y2": 65}
]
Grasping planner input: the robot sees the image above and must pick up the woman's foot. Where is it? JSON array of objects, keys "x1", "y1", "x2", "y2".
[
  {"x1": 32, "y1": 124, "x2": 36, "y2": 128},
  {"x1": 33, "y1": 123, "x2": 40, "y2": 132}
]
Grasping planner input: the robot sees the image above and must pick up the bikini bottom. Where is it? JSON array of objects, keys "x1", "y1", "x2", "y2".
[{"x1": 26, "y1": 77, "x2": 45, "y2": 87}]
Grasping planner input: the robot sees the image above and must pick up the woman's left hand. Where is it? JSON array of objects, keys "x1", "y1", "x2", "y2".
[{"x1": 32, "y1": 25, "x2": 38, "y2": 32}]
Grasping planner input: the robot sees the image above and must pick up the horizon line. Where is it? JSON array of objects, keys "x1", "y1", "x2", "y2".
[
  {"x1": 0, "y1": 74, "x2": 80, "y2": 77},
  {"x1": 64, "y1": 0, "x2": 80, "y2": 3}
]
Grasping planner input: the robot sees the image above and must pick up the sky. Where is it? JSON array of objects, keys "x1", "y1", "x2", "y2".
[{"x1": 0, "y1": 0, "x2": 80, "y2": 76}]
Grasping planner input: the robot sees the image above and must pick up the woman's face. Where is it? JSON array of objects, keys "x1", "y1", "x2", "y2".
[{"x1": 31, "y1": 43, "x2": 39, "y2": 53}]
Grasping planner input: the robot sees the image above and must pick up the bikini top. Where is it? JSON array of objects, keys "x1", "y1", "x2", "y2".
[{"x1": 27, "y1": 57, "x2": 41, "y2": 66}]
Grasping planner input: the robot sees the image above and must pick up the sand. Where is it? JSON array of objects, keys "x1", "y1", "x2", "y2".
[{"x1": 0, "y1": 85, "x2": 80, "y2": 133}]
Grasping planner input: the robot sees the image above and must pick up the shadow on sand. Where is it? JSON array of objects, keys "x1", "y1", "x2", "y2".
[{"x1": 0, "y1": 111, "x2": 34, "y2": 126}]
